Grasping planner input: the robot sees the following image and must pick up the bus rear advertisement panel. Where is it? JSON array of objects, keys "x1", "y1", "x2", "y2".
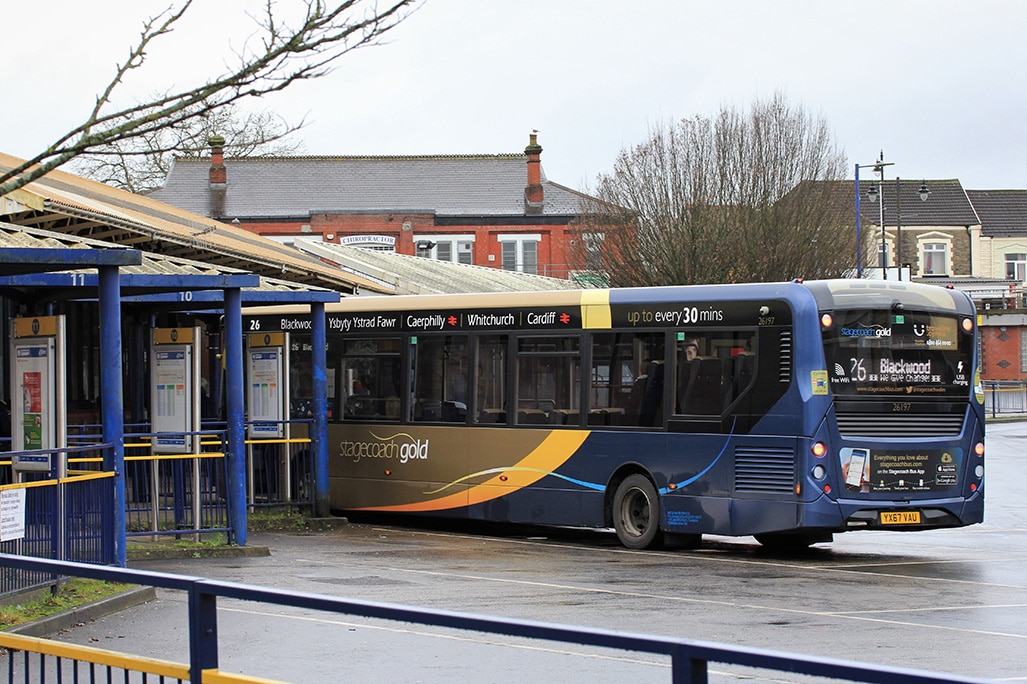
[
  {"x1": 839, "y1": 446, "x2": 962, "y2": 494},
  {"x1": 247, "y1": 279, "x2": 984, "y2": 550}
]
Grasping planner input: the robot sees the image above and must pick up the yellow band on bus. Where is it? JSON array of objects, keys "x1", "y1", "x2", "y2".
[{"x1": 580, "y1": 289, "x2": 612, "y2": 329}]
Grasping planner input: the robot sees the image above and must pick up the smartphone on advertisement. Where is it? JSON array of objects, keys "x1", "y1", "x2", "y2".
[{"x1": 846, "y1": 449, "x2": 868, "y2": 488}]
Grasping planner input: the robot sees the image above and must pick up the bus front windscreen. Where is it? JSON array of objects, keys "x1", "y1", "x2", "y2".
[{"x1": 823, "y1": 309, "x2": 973, "y2": 398}]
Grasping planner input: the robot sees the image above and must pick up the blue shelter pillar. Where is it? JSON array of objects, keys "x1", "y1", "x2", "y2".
[
  {"x1": 98, "y1": 265, "x2": 126, "y2": 566},
  {"x1": 311, "y1": 302, "x2": 329, "y2": 517},
  {"x1": 224, "y1": 287, "x2": 247, "y2": 545}
]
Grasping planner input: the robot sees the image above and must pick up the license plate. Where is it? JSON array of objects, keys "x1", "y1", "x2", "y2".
[{"x1": 880, "y1": 510, "x2": 921, "y2": 525}]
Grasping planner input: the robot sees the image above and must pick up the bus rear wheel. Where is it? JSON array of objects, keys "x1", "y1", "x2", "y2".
[{"x1": 613, "y1": 474, "x2": 662, "y2": 549}]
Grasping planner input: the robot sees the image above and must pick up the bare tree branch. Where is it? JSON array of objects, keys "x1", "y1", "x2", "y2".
[
  {"x1": 574, "y1": 93, "x2": 850, "y2": 287},
  {"x1": 1, "y1": 0, "x2": 418, "y2": 196},
  {"x1": 70, "y1": 105, "x2": 305, "y2": 193}
]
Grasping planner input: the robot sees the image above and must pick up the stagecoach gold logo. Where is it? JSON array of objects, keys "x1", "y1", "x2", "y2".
[{"x1": 341, "y1": 432, "x2": 430, "y2": 464}]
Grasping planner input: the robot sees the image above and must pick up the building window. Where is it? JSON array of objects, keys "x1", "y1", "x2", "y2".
[
  {"x1": 1006, "y1": 253, "x2": 1027, "y2": 282},
  {"x1": 499, "y1": 234, "x2": 540, "y2": 274},
  {"x1": 922, "y1": 242, "x2": 948, "y2": 275},
  {"x1": 877, "y1": 242, "x2": 889, "y2": 268},
  {"x1": 417, "y1": 235, "x2": 475, "y2": 264}
]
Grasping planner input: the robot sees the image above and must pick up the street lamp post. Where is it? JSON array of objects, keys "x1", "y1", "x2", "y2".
[
  {"x1": 855, "y1": 159, "x2": 885, "y2": 277},
  {"x1": 866, "y1": 152, "x2": 893, "y2": 278},
  {"x1": 856, "y1": 153, "x2": 929, "y2": 281}
]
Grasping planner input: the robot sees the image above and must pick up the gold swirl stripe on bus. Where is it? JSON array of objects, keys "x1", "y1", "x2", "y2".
[{"x1": 350, "y1": 430, "x2": 591, "y2": 512}]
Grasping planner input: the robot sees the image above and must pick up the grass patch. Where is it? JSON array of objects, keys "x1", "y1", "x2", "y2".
[
  {"x1": 0, "y1": 579, "x2": 134, "y2": 630},
  {"x1": 247, "y1": 508, "x2": 320, "y2": 531},
  {"x1": 2, "y1": 510, "x2": 331, "y2": 627}
]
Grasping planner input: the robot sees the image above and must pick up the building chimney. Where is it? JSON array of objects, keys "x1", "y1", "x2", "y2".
[
  {"x1": 209, "y1": 136, "x2": 227, "y2": 187},
  {"x1": 524, "y1": 131, "x2": 544, "y2": 213}
]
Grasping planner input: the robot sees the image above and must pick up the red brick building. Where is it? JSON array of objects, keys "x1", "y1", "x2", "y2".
[
  {"x1": 150, "y1": 133, "x2": 593, "y2": 280},
  {"x1": 979, "y1": 318, "x2": 1027, "y2": 381}
]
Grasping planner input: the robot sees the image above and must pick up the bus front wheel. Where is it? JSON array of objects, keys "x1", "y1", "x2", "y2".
[{"x1": 613, "y1": 474, "x2": 663, "y2": 549}]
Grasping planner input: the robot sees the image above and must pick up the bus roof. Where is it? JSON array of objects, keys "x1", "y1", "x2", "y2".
[
  {"x1": 802, "y1": 280, "x2": 975, "y2": 315},
  {"x1": 242, "y1": 279, "x2": 974, "y2": 321}
]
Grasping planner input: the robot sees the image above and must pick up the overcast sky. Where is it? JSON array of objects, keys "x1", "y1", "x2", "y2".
[{"x1": 4, "y1": 0, "x2": 1026, "y2": 191}]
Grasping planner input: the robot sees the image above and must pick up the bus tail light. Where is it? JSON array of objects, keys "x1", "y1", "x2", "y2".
[
  {"x1": 820, "y1": 313, "x2": 833, "y2": 330},
  {"x1": 975, "y1": 442, "x2": 984, "y2": 457},
  {"x1": 811, "y1": 442, "x2": 827, "y2": 458},
  {"x1": 811, "y1": 465, "x2": 826, "y2": 480},
  {"x1": 961, "y1": 317, "x2": 974, "y2": 333}
]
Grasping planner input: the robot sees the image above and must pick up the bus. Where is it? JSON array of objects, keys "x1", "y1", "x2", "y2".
[{"x1": 246, "y1": 279, "x2": 985, "y2": 549}]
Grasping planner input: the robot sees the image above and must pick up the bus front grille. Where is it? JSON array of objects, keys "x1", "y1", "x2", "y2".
[
  {"x1": 835, "y1": 411, "x2": 966, "y2": 437},
  {"x1": 734, "y1": 446, "x2": 795, "y2": 493}
]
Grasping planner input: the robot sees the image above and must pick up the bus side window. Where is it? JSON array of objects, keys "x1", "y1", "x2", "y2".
[
  {"x1": 516, "y1": 335, "x2": 580, "y2": 426},
  {"x1": 624, "y1": 359, "x2": 664, "y2": 426},
  {"x1": 474, "y1": 335, "x2": 507, "y2": 424},
  {"x1": 412, "y1": 335, "x2": 468, "y2": 423},
  {"x1": 676, "y1": 337, "x2": 701, "y2": 413},
  {"x1": 675, "y1": 332, "x2": 755, "y2": 415},
  {"x1": 341, "y1": 337, "x2": 401, "y2": 421},
  {"x1": 724, "y1": 351, "x2": 755, "y2": 407},
  {"x1": 591, "y1": 332, "x2": 664, "y2": 427},
  {"x1": 682, "y1": 356, "x2": 723, "y2": 415}
]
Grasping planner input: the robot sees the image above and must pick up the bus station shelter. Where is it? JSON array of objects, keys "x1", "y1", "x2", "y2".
[{"x1": 0, "y1": 222, "x2": 339, "y2": 565}]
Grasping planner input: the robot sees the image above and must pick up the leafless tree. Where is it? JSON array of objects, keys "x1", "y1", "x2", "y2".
[
  {"x1": 70, "y1": 105, "x2": 305, "y2": 193},
  {"x1": 574, "y1": 93, "x2": 850, "y2": 287},
  {"x1": 0, "y1": 0, "x2": 417, "y2": 196}
]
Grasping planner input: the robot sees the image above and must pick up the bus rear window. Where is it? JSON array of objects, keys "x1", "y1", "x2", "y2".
[{"x1": 822, "y1": 310, "x2": 972, "y2": 398}]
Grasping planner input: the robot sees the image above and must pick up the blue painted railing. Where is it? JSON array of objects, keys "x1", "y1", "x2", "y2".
[{"x1": 0, "y1": 554, "x2": 981, "y2": 684}]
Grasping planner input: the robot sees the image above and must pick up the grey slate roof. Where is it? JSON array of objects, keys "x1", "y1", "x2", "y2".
[
  {"x1": 966, "y1": 190, "x2": 1027, "y2": 237},
  {"x1": 828, "y1": 179, "x2": 981, "y2": 227},
  {"x1": 149, "y1": 154, "x2": 588, "y2": 220}
]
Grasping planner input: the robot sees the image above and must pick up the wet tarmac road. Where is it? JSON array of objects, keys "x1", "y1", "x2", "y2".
[{"x1": 44, "y1": 421, "x2": 1027, "y2": 682}]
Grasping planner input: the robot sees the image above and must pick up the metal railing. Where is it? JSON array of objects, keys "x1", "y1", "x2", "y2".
[
  {"x1": 1, "y1": 631, "x2": 196, "y2": 683},
  {"x1": 120, "y1": 430, "x2": 231, "y2": 541},
  {"x1": 0, "y1": 554, "x2": 981, "y2": 684},
  {"x1": 60, "y1": 421, "x2": 314, "y2": 541},
  {"x1": 0, "y1": 421, "x2": 314, "y2": 595},
  {"x1": 243, "y1": 421, "x2": 313, "y2": 510},
  {"x1": 983, "y1": 381, "x2": 1027, "y2": 417},
  {"x1": 0, "y1": 454, "x2": 115, "y2": 596}
]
